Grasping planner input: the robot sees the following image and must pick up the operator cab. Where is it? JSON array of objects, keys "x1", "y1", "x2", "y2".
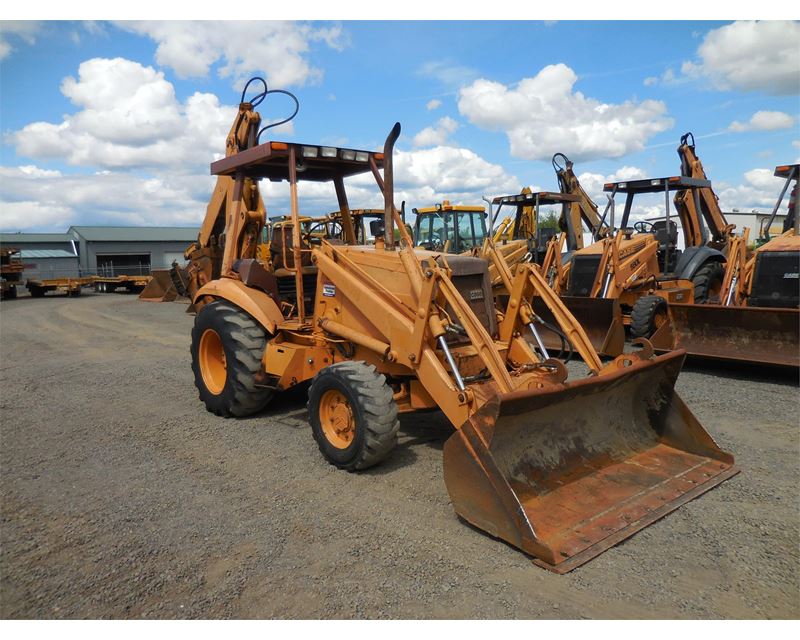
[
  {"x1": 212, "y1": 138, "x2": 387, "y2": 320},
  {"x1": 603, "y1": 175, "x2": 712, "y2": 275},
  {"x1": 491, "y1": 191, "x2": 580, "y2": 264},
  {"x1": 412, "y1": 201, "x2": 487, "y2": 254}
]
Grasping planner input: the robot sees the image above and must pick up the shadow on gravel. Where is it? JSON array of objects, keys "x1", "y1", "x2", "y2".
[
  {"x1": 366, "y1": 411, "x2": 452, "y2": 475},
  {"x1": 681, "y1": 357, "x2": 799, "y2": 387}
]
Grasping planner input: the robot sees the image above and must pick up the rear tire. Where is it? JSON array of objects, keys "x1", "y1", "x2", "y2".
[
  {"x1": 190, "y1": 301, "x2": 273, "y2": 417},
  {"x1": 3, "y1": 285, "x2": 17, "y2": 299},
  {"x1": 630, "y1": 295, "x2": 669, "y2": 339},
  {"x1": 308, "y1": 362, "x2": 399, "y2": 471},
  {"x1": 30, "y1": 286, "x2": 45, "y2": 298},
  {"x1": 692, "y1": 261, "x2": 724, "y2": 304}
]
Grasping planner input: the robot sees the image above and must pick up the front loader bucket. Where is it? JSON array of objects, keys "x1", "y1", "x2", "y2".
[
  {"x1": 138, "y1": 269, "x2": 177, "y2": 302},
  {"x1": 443, "y1": 350, "x2": 738, "y2": 573},
  {"x1": 532, "y1": 296, "x2": 625, "y2": 357},
  {"x1": 651, "y1": 304, "x2": 799, "y2": 368}
]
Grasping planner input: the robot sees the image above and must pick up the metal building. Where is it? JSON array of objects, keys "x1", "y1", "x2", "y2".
[
  {"x1": 1, "y1": 227, "x2": 198, "y2": 279},
  {"x1": 68, "y1": 226, "x2": 198, "y2": 276},
  {"x1": 0, "y1": 232, "x2": 80, "y2": 280}
]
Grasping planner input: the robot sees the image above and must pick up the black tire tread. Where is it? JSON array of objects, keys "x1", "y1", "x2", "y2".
[
  {"x1": 309, "y1": 361, "x2": 399, "y2": 471},
  {"x1": 692, "y1": 261, "x2": 725, "y2": 304},
  {"x1": 630, "y1": 295, "x2": 667, "y2": 339},
  {"x1": 191, "y1": 301, "x2": 272, "y2": 418}
]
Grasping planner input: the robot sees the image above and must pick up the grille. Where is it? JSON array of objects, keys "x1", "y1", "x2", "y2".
[
  {"x1": 276, "y1": 272, "x2": 318, "y2": 314},
  {"x1": 749, "y1": 251, "x2": 799, "y2": 308},
  {"x1": 447, "y1": 272, "x2": 496, "y2": 343},
  {"x1": 568, "y1": 255, "x2": 601, "y2": 297}
]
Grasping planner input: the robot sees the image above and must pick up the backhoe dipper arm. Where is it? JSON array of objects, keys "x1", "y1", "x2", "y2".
[
  {"x1": 553, "y1": 153, "x2": 609, "y2": 249},
  {"x1": 675, "y1": 133, "x2": 734, "y2": 247}
]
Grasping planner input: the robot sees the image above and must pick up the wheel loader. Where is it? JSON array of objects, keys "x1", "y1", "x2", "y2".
[
  {"x1": 648, "y1": 164, "x2": 799, "y2": 367},
  {"x1": 186, "y1": 78, "x2": 737, "y2": 572}
]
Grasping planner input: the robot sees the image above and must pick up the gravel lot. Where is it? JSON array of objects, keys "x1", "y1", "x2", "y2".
[{"x1": 1, "y1": 291, "x2": 798, "y2": 619}]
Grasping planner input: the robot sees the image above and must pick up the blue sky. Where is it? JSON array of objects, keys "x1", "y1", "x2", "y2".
[{"x1": 0, "y1": 20, "x2": 798, "y2": 231}]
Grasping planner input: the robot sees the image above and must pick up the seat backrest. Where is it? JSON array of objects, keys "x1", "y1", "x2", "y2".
[
  {"x1": 652, "y1": 219, "x2": 678, "y2": 249},
  {"x1": 270, "y1": 226, "x2": 312, "y2": 269}
]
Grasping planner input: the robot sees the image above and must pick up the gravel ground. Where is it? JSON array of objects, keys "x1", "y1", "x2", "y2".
[{"x1": 1, "y1": 291, "x2": 798, "y2": 619}]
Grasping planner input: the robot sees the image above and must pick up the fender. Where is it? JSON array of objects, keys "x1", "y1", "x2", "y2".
[
  {"x1": 193, "y1": 278, "x2": 284, "y2": 334},
  {"x1": 675, "y1": 246, "x2": 726, "y2": 281}
]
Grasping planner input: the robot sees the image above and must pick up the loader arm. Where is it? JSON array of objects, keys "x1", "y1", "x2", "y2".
[
  {"x1": 718, "y1": 230, "x2": 750, "y2": 306},
  {"x1": 540, "y1": 232, "x2": 568, "y2": 293},
  {"x1": 591, "y1": 233, "x2": 659, "y2": 299}
]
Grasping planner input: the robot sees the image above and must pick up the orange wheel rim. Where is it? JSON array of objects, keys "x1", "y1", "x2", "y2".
[
  {"x1": 199, "y1": 328, "x2": 227, "y2": 395},
  {"x1": 319, "y1": 389, "x2": 355, "y2": 449}
]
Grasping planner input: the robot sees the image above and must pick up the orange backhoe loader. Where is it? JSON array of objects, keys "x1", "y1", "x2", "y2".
[
  {"x1": 185, "y1": 79, "x2": 738, "y2": 572},
  {"x1": 648, "y1": 164, "x2": 799, "y2": 367},
  {"x1": 548, "y1": 139, "x2": 733, "y2": 356},
  {"x1": 488, "y1": 189, "x2": 627, "y2": 356}
]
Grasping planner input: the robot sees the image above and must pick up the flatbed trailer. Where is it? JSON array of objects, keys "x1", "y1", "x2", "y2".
[
  {"x1": 26, "y1": 277, "x2": 95, "y2": 298},
  {"x1": 93, "y1": 274, "x2": 152, "y2": 293}
]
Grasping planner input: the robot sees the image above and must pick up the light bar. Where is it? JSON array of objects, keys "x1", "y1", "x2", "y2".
[
  {"x1": 320, "y1": 147, "x2": 337, "y2": 158},
  {"x1": 618, "y1": 183, "x2": 627, "y2": 189},
  {"x1": 302, "y1": 146, "x2": 318, "y2": 158},
  {"x1": 355, "y1": 151, "x2": 369, "y2": 162},
  {"x1": 340, "y1": 149, "x2": 356, "y2": 161},
  {"x1": 650, "y1": 179, "x2": 661, "y2": 186}
]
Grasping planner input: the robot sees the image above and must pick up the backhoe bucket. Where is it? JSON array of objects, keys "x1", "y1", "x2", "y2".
[
  {"x1": 138, "y1": 269, "x2": 177, "y2": 302},
  {"x1": 532, "y1": 296, "x2": 625, "y2": 357},
  {"x1": 650, "y1": 304, "x2": 800, "y2": 368},
  {"x1": 443, "y1": 349, "x2": 738, "y2": 573}
]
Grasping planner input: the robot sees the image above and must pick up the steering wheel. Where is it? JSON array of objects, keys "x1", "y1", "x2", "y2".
[
  {"x1": 302, "y1": 221, "x2": 329, "y2": 246},
  {"x1": 633, "y1": 220, "x2": 655, "y2": 234}
]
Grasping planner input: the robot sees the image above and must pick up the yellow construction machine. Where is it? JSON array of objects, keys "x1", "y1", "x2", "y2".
[
  {"x1": 649, "y1": 164, "x2": 799, "y2": 367},
  {"x1": 186, "y1": 78, "x2": 738, "y2": 572},
  {"x1": 547, "y1": 139, "x2": 737, "y2": 356},
  {"x1": 1, "y1": 247, "x2": 24, "y2": 299}
]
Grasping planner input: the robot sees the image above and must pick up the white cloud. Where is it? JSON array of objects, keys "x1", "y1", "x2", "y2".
[
  {"x1": 728, "y1": 111, "x2": 795, "y2": 132},
  {"x1": 418, "y1": 60, "x2": 479, "y2": 87},
  {"x1": 0, "y1": 165, "x2": 215, "y2": 232},
  {"x1": 457, "y1": 64, "x2": 673, "y2": 162},
  {"x1": 8, "y1": 58, "x2": 243, "y2": 171},
  {"x1": 718, "y1": 168, "x2": 784, "y2": 212},
  {"x1": 116, "y1": 21, "x2": 347, "y2": 87},
  {"x1": 643, "y1": 76, "x2": 658, "y2": 87},
  {"x1": 412, "y1": 117, "x2": 459, "y2": 148},
  {"x1": 0, "y1": 20, "x2": 43, "y2": 59},
  {"x1": 793, "y1": 140, "x2": 800, "y2": 150},
  {"x1": 680, "y1": 21, "x2": 800, "y2": 95},
  {"x1": 426, "y1": 99, "x2": 442, "y2": 111}
]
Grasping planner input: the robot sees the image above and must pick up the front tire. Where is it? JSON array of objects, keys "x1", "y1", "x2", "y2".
[
  {"x1": 190, "y1": 301, "x2": 273, "y2": 417},
  {"x1": 630, "y1": 295, "x2": 669, "y2": 339},
  {"x1": 692, "y1": 261, "x2": 724, "y2": 303},
  {"x1": 308, "y1": 362, "x2": 399, "y2": 471}
]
